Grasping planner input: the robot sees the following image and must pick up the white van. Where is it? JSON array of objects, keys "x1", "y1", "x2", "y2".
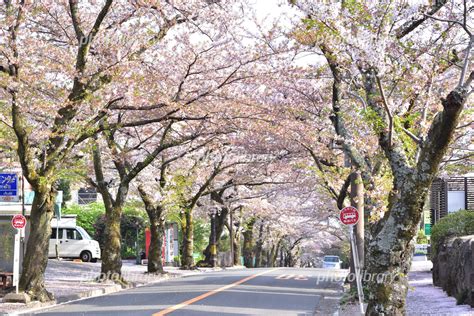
[
  {"x1": 322, "y1": 255, "x2": 342, "y2": 269},
  {"x1": 49, "y1": 217, "x2": 101, "y2": 262}
]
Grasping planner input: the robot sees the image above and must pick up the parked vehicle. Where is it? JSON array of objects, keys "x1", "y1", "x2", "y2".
[
  {"x1": 49, "y1": 216, "x2": 101, "y2": 262},
  {"x1": 322, "y1": 255, "x2": 342, "y2": 269}
]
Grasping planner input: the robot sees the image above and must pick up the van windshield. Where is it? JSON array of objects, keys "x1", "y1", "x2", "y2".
[
  {"x1": 324, "y1": 256, "x2": 340, "y2": 262},
  {"x1": 76, "y1": 226, "x2": 92, "y2": 240}
]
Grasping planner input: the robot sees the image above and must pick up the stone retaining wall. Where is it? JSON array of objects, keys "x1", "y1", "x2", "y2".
[{"x1": 432, "y1": 235, "x2": 474, "y2": 307}]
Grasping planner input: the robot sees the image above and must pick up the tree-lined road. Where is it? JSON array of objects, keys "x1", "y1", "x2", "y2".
[{"x1": 30, "y1": 268, "x2": 345, "y2": 316}]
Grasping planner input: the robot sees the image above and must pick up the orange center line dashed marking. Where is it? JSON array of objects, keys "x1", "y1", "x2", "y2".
[{"x1": 152, "y1": 268, "x2": 280, "y2": 316}]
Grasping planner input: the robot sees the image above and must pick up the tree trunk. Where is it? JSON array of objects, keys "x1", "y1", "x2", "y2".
[
  {"x1": 270, "y1": 238, "x2": 282, "y2": 267},
  {"x1": 260, "y1": 248, "x2": 268, "y2": 267},
  {"x1": 366, "y1": 195, "x2": 425, "y2": 315},
  {"x1": 92, "y1": 142, "x2": 129, "y2": 282},
  {"x1": 19, "y1": 188, "x2": 55, "y2": 302},
  {"x1": 242, "y1": 219, "x2": 255, "y2": 268},
  {"x1": 285, "y1": 250, "x2": 291, "y2": 267},
  {"x1": 180, "y1": 209, "x2": 194, "y2": 269},
  {"x1": 137, "y1": 186, "x2": 166, "y2": 274},
  {"x1": 279, "y1": 247, "x2": 284, "y2": 267},
  {"x1": 268, "y1": 244, "x2": 275, "y2": 267},
  {"x1": 254, "y1": 222, "x2": 265, "y2": 268},
  {"x1": 363, "y1": 69, "x2": 470, "y2": 314},
  {"x1": 202, "y1": 207, "x2": 228, "y2": 266},
  {"x1": 179, "y1": 211, "x2": 185, "y2": 261},
  {"x1": 242, "y1": 233, "x2": 254, "y2": 268},
  {"x1": 233, "y1": 233, "x2": 241, "y2": 266},
  {"x1": 100, "y1": 205, "x2": 123, "y2": 281},
  {"x1": 148, "y1": 216, "x2": 165, "y2": 274}
]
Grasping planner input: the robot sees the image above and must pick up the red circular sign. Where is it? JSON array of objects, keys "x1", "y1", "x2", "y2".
[
  {"x1": 340, "y1": 206, "x2": 359, "y2": 226},
  {"x1": 11, "y1": 215, "x2": 27, "y2": 229}
]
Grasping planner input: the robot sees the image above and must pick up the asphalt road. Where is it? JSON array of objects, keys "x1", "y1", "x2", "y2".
[{"x1": 28, "y1": 267, "x2": 345, "y2": 316}]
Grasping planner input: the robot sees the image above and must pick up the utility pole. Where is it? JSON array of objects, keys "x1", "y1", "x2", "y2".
[
  {"x1": 210, "y1": 208, "x2": 217, "y2": 267},
  {"x1": 349, "y1": 170, "x2": 364, "y2": 291},
  {"x1": 229, "y1": 208, "x2": 233, "y2": 266},
  {"x1": 351, "y1": 170, "x2": 364, "y2": 266}
]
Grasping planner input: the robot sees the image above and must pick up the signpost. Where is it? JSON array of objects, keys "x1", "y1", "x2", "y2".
[
  {"x1": 11, "y1": 214, "x2": 26, "y2": 229},
  {"x1": 0, "y1": 173, "x2": 19, "y2": 202},
  {"x1": 340, "y1": 206, "x2": 359, "y2": 226},
  {"x1": 340, "y1": 206, "x2": 364, "y2": 314},
  {"x1": 11, "y1": 215, "x2": 26, "y2": 294}
]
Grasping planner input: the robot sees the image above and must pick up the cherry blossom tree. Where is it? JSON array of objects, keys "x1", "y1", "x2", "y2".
[
  {"x1": 0, "y1": 0, "x2": 243, "y2": 300},
  {"x1": 292, "y1": 1, "x2": 473, "y2": 313}
]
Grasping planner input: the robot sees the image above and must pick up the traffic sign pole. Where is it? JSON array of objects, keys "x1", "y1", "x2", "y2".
[
  {"x1": 340, "y1": 207, "x2": 365, "y2": 314},
  {"x1": 350, "y1": 226, "x2": 365, "y2": 314},
  {"x1": 13, "y1": 228, "x2": 21, "y2": 294},
  {"x1": 11, "y1": 215, "x2": 27, "y2": 294}
]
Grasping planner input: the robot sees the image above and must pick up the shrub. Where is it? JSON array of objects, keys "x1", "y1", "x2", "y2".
[
  {"x1": 193, "y1": 219, "x2": 210, "y2": 255},
  {"x1": 65, "y1": 201, "x2": 149, "y2": 259},
  {"x1": 63, "y1": 202, "x2": 105, "y2": 236},
  {"x1": 431, "y1": 210, "x2": 474, "y2": 256},
  {"x1": 416, "y1": 229, "x2": 429, "y2": 244}
]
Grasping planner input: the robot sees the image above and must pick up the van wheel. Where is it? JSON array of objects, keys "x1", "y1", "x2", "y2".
[{"x1": 80, "y1": 251, "x2": 92, "y2": 262}]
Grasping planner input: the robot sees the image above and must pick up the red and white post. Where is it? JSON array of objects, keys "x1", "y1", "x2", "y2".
[{"x1": 11, "y1": 215, "x2": 27, "y2": 294}]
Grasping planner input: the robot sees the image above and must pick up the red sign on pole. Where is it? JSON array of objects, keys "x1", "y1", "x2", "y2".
[
  {"x1": 11, "y1": 214, "x2": 27, "y2": 229},
  {"x1": 340, "y1": 206, "x2": 359, "y2": 226}
]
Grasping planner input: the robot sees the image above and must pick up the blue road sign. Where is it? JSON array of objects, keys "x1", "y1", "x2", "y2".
[{"x1": 0, "y1": 173, "x2": 19, "y2": 202}]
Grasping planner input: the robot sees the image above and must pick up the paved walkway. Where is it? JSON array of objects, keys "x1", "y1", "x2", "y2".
[
  {"x1": 338, "y1": 260, "x2": 474, "y2": 315},
  {"x1": 0, "y1": 260, "x2": 238, "y2": 315},
  {"x1": 406, "y1": 261, "x2": 473, "y2": 316}
]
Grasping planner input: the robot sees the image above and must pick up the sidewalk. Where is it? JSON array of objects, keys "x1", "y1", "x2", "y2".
[
  {"x1": 338, "y1": 260, "x2": 474, "y2": 315},
  {"x1": 0, "y1": 260, "x2": 242, "y2": 315},
  {"x1": 406, "y1": 260, "x2": 473, "y2": 316}
]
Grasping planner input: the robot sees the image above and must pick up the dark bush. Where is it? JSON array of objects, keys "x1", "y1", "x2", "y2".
[{"x1": 431, "y1": 210, "x2": 474, "y2": 256}]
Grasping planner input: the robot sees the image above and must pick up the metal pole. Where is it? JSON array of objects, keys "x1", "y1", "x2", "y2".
[
  {"x1": 56, "y1": 219, "x2": 60, "y2": 259},
  {"x1": 13, "y1": 228, "x2": 20, "y2": 294},
  {"x1": 351, "y1": 171, "x2": 365, "y2": 268},
  {"x1": 350, "y1": 226, "x2": 365, "y2": 314},
  {"x1": 20, "y1": 173, "x2": 26, "y2": 261},
  {"x1": 229, "y1": 209, "x2": 234, "y2": 266},
  {"x1": 21, "y1": 173, "x2": 25, "y2": 217},
  {"x1": 135, "y1": 227, "x2": 140, "y2": 265},
  {"x1": 211, "y1": 211, "x2": 217, "y2": 267}
]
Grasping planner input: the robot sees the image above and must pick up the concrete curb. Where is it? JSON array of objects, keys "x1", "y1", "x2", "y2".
[
  {"x1": 8, "y1": 273, "x2": 182, "y2": 315},
  {"x1": 3, "y1": 267, "x2": 246, "y2": 315},
  {"x1": 54, "y1": 283, "x2": 123, "y2": 304}
]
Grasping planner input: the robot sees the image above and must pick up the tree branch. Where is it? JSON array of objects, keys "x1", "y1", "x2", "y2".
[
  {"x1": 417, "y1": 87, "x2": 469, "y2": 186},
  {"x1": 395, "y1": 0, "x2": 448, "y2": 39},
  {"x1": 68, "y1": 0, "x2": 85, "y2": 41},
  {"x1": 376, "y1": 75, "x2": 393, "y2": 148}
]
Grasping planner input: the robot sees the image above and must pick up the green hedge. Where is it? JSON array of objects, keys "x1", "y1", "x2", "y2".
[
  {"x1": 63, "y1": 201, "x2": 149, "y2": 258},
  {"x1": 431, "y1": 210, "x2": 474, "y2": 256},
  {"x1": 63, "y1": 202, "x2": 105, "y2": 236}
]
